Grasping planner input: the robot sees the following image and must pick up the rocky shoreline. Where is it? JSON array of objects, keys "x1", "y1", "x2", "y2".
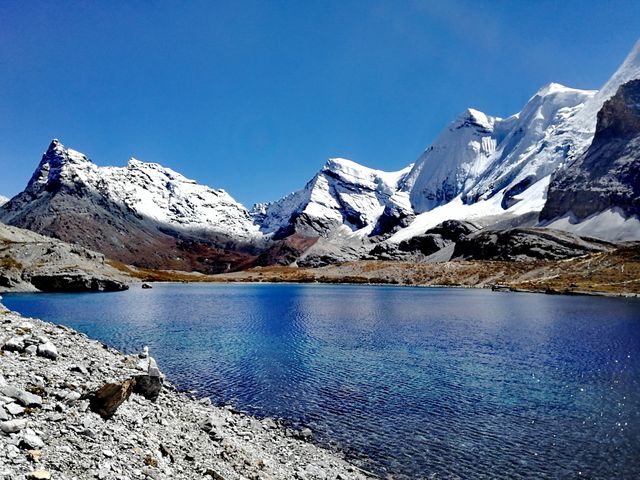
[{"x1": 0, "y1": 300, "x2": 372, "y2": 480}]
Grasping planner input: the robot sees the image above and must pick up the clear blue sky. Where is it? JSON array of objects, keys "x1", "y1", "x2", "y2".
[{"x1": 1, "y1": 0, "x2": 638, "y2": 207}]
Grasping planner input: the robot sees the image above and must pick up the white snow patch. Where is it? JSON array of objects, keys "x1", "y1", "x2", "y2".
[
  {"x1": 390, "y1": 176, "x2": 551, "y2": 242},
  {"x1": 545, "y1": 208, "x2": 640, "y2": 242}
]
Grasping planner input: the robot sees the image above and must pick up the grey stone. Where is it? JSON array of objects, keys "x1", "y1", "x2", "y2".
[
  {"x1": 20, "y1": 433, "x2": 44, "y2": 449},
  {"x1": 37, "y1": 342, "x2": 58, "y2": 360},
  {"x1": 2, "y1": 337, "x2": 24, "y2": 353},
  {"x1": 0, "y1": 419, "x2": 28, "y2": 434},
  {"x1": 24, "y1": 345, "x2": 38, "y2": 356},
  {"x1": 0, "y1": 386, "x2": 42, "y2": 407},
  {"x1": 6, "y1": 404, "x2": 24, "y2": 416}
]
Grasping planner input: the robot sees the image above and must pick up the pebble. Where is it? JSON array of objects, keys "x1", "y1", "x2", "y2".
[{"x1": 27, "y1": 470, "x2": 51, "y2": 480}]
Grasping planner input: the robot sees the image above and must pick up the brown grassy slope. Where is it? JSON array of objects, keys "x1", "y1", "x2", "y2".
[{"x1": 110, "y1": 243, "x2": 640, "y2": 296}]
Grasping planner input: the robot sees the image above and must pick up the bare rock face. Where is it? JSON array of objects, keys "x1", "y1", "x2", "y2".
[
  {"x1": 0, "y1": 222, "x2": 129, "y2": 293},
  {"x1": 397, "y1": 220, "x2": 479, "y2": 255},
  {"x1": 452, "y1": 228, "x2": 613, "y2": 261},
  {"x1": 541, "y1": 79, "x2": 640, "y2": 221},
  {"x1": 369, "y1": 220, "x2": 480, "y2": 260},
  {"x1": 88, "y1": 378, "x2": 137, "y2": 419},
  {"x1": 29, "y1": 273, "x2": 128, "y2": 293}
]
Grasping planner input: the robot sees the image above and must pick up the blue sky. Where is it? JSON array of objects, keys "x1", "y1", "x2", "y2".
[{"x1": 0, "y1": 0, "x2": 638, "y2": 206}]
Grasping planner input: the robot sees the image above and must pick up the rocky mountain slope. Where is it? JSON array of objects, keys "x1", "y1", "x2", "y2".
[
  {"x1": 0, "y1": 223, "x2": 128, "y2": 292},
  {"x1": 0, "y1": 141, "x2": 265, "y2": 274},
  {"x1": 451, "y1": 228, "x2": 613, "y2": 261},
  {"x1": 541, "y1": 79, "x2": 640, "y2": 231}
]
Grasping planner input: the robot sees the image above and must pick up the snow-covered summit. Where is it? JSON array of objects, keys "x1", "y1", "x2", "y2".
[
  {"x1": 252, "y1": 157, "x2": 412, "y2": 237},
  {"x1": 403, "y1": 83, "x2": 596, "y2": 215},
  {"x1": 0, "y1": 195, "x2": 9, "y2": 207},
  {"x1": 388, "y1": 40, "x2": 640, "y2": 243},
  {"x1": 5, "y1": 140, "x2": 261, "y2": 241}
]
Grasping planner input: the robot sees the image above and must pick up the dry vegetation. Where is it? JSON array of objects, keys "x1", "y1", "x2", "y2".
[{"x1": 110, "y1": 244, "x2": 640, "y2": 297}]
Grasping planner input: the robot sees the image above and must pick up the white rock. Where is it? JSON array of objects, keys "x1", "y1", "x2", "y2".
[
  {"x1": 0, "y1": 385, "x2": 42, "y2": 407},
  {"x1": 6, "y1": 403, "x2": 24, "y2": 416},
  {"x1": 37, "y1": 342, "x2": 58, "y2": 360},
  {"x1": 20, "y1": 433, "x2": 45, "y2": 449},
  {"x1": 0, "y1": 419, "x2": 28, "y2": 434},
  {"x1": 25, "y1": 345, "x2": 38, "y2": 356}
]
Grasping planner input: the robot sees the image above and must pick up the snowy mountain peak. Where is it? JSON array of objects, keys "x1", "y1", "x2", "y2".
[
  {"x1": 4, "y1": 141, "x2": 261, "y2": 242},
  {"x1": 404, "y1": 76, "x2": 599, "y2": 215},
  {"x1": 253, "y1": 158, "x2": 413, "y2": 237},
  {"x1": 533, "y1": 82, "x2": 593, "y2": 98},
  {"x1": 454, "y1": 108, "x2": 495, "y2": 130}
]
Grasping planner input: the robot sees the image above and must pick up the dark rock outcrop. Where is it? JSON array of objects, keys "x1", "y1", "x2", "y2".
[
  {"x1": 452, "y1": 227, "x2": 613, "y2": 261},
  {"x1": 370, "y1": 205, "x2": 415, "y2": 237},
  {"x1": 541, "y1": 79, "x2": 640, "y2": 221},
  {"x1": 133, "y1": 375, "x2": 163, "y2": 402},
  {"x1": 369, "y1": 220, "x2": 480, "y2": 260},
  {"x1": 398, "y1": 220, "x2": 479, "y2": 255},
  {"x1": 30, "y1": 273, "x2": 128, "y2": 293}
]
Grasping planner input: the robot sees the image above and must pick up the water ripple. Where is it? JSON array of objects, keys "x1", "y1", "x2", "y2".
[{"x1": 3, "y1": 284, "x2": 640, "y2": 479}]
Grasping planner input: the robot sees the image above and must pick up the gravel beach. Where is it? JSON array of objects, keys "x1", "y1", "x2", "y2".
[{"x1": 0, "y1": 300, "x2": 371, "y2": 480}]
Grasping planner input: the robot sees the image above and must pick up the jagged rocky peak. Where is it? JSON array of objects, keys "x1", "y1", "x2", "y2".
[
  {"x1": 25, "y1": 139, "x2": 95, "y2": 193},
  {"x1": 252, "y1": 157, "x2": 413, "y2": 238},
  {"x1": 541, "y1": 78, "x2": 640, "y2": 229},
  {"x1": 595, "y1": 79, "x2": 640, "y2": 138},
  {"x1": 0, "y1": 140, "x2": 264, "y2": 274},
  {"x1": 3, "y1": 139, "x2": 260, "y2": 240}
]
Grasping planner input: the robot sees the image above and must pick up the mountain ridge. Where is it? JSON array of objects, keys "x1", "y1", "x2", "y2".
[{"x1": 2, "y1": 40, "x2": 640, "y2": 269}]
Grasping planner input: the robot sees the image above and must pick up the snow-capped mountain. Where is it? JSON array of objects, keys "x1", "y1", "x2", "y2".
[
  {"x1": 402, "y1": 81, "x2": 598, "y2": 217},
  {"x1": 0, "y1": 195, "x2": 8, "y2": 207},
  {"x1": 0, "y1": 140, "x2": 263, "y2": 273},
  {"x1": 252, "y1": 158, "x2": 413, "y2": 238},
  {"x1": 3, "y1": 41, "x2": 639, "y2": 271},
  {"x1": 389, "y1": 39, "x2": 640, "y2": 242},
  {"x1": 2, "y1": 140, "x2": 259, "y2": 240},
  {"x1": 540, "y1": 78, "x2": 640, "y2": 240}
]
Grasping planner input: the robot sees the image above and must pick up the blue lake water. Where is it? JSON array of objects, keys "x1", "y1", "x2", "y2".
[{"x1": 2, "y1": 284, "x2": 640, "y2": 479}]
